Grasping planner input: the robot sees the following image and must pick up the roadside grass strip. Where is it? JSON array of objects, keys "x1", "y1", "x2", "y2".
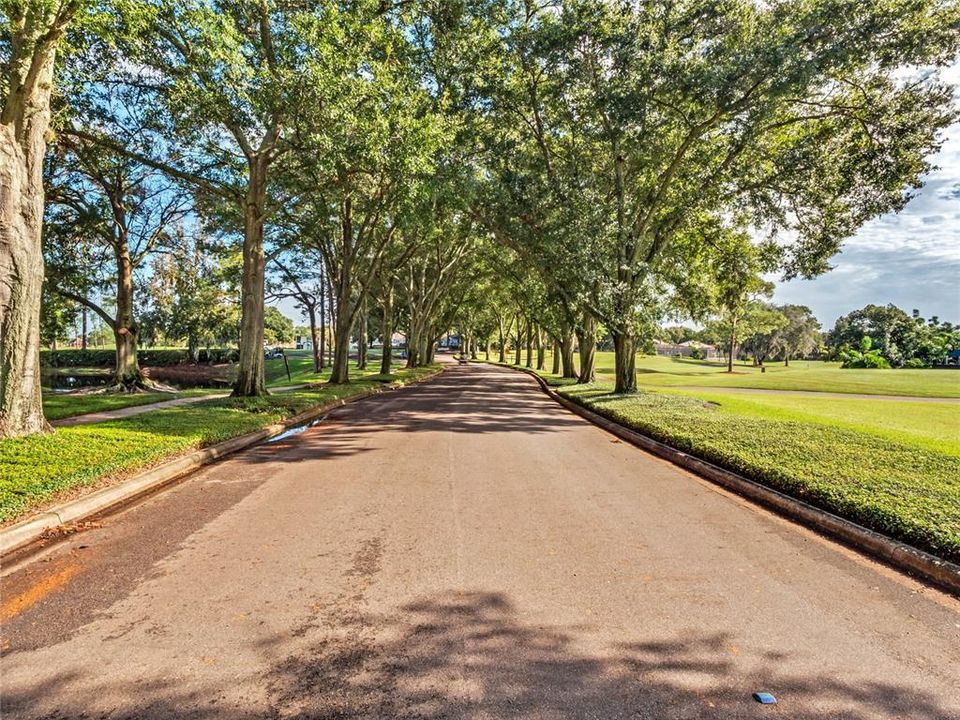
[
  {"x1": 559, "y1": 383, "x2": 960, "y2": 563},
  {"x1": 1, "y1": 367, "x2": 438, "y2": 524}
]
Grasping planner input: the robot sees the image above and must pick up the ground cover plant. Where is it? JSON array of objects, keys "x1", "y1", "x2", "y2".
[{"x1": 0, "y1": 366, "x2": 440, "y2": 523}]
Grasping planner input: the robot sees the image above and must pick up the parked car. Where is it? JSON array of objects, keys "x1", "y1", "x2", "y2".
[{"x1": 265, "y1": 347, "x2": 285, "y2": 360}]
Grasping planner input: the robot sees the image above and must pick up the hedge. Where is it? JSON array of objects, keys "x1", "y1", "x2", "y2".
[{"x1": 41, "y1": 348, "x2": 240, "y2": 368}]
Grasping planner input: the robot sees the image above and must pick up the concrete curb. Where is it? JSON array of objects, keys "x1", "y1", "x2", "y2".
[
  {"x1": 504, "y1": 364, "x2": 960, "y2": 596},
  {"x1": 0, "y1": 369, "x2": 444, "y2": 558}
]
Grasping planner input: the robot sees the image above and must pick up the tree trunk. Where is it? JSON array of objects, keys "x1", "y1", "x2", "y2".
[
  {"x1": 552, "y1": 340, "x2": 561, "y2": 375},
  {"x1": 497, "y1": 316, "x2": 507, "y2": 363},
  {"x1": 81, "y1": 307, "x2": 88, "y2": 349},
  {"x1": 233, "y1": 161, "x2": 268, "y2": 396},
  {"x1": 577, "y1": 312, "x2": 596, "y2": 384},
  {"x1": 380, "y1": 287, "x2": 393, "y2": 376},
  {"x1": 0, "y1": 33, "x2": 63, "y2": 436},
  {"x1": 613, "y1": 331, "x2": 637, "y2": 393},
  {"x1": 525, "y1": 319, "x2": 533, "y2": 368},
  {"x1": 113, "y1": 245, "x2": 141, "y2": 387},
  {"x1": 329, "y1": 311, "x2": 352, "y2": 384},
  {"x1": 559, "y1": 332, "x2": 577, "y2": 379},
  {"x1": 308, "y1": 304, "x2": 321, "y2": 374},
  {"x1": 485, "y1": 339, "x2": 491, "y2": 361},
  {"x1": 514, "y1": 314, "x2": 522, "y2": 365},
  {"x1": 318, "y1": 267, "x2": 326, "y2": 369},
  {"x1": 357, "y1": 297, "x2": 367, "y2": 370},
  {"x1": 727, "y1": 321, "x2": 736, "y2": 373},
  {"x1": 535, "y1": 327, "x2": 545, "y2": 370}
]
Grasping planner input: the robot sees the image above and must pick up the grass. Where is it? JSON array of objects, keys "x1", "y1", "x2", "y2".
[
  {"x1": 669, "y1": 390, "x2": 960, "y2": 458},
  {"x1": 2, "y1": 365, "x2": 440, "y2": 524},
  {"x1": 39, "y1": 352, "x2": 393, "y2": 419},
  {"x1": 505, "y1": 350, "x2": 960, "y2": 397},
  {"x1": 42, "y1": 392, "x2": 175, "y2": 421},
  {"x1": 632, "y1": 355, "x2": 960, "y2": 398},
  {"x1": 264, "y1": 349, "x2": 392, "y2": 386}
]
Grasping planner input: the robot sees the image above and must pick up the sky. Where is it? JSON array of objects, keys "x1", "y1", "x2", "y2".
[{"x1": 771, "y1": 64, "x2": 960, "y2": 330}]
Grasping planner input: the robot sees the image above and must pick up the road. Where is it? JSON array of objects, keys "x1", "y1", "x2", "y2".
[{"x1": 2, "y1": 363, "x2": 959, "y2": 719}]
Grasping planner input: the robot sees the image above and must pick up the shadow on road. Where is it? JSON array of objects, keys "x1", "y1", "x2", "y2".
[
  {"x1": 236, "y1": 364, "x2": 585, "y2": 466},
  {"x1": 3, "y1": 590, "x2": 951, "y2": 719}
]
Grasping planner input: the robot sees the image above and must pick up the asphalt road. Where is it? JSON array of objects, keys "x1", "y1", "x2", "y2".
[{"x1": 2, "y1": 363, "x2": 959, "y2": 719}]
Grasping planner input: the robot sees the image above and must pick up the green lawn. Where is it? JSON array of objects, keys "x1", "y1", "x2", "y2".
[
  {"x1": 669, "y1": 389, "x2": 960, "y2": 457},
  {"x1": 2, "y1": 365, "x2": 440, "y2": 524},
  {"x1": 265, "y1": 349, "x2": 393, "y2": 386},
  {"x1": 40, "y1": 353, "x2": 400, "y2": 420},
  {"x1": 503, "y1": 350, "x2": 960, "y2": 397},
  {"x1": 42, "y1": 392, "x2": 175, "y2": 421}
]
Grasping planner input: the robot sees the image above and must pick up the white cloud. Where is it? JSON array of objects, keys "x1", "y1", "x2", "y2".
[{"x1": 774, "y1": 62, "x2": 960, "y2": 324}]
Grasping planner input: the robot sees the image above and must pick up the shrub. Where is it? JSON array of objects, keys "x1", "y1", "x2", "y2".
[
  {"x1": 839, "y1": 336, "x2": 891, "y2": 369},
  {"x1": 41, "y1": 348, "x2": 239, "y2": 368}
]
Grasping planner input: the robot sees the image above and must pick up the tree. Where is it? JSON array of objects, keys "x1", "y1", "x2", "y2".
[
  {"x1": 827, "y1": 303, "x2": 960, "y2": 367},
  {"x1": 263, "y1": 306, "x2": 293, "y2": 346},
  {"x1": 738, "y1": 304, "x2": 790, "y2": 366},
  {"x1": 1, "y1": 1, "x2": 84, "y2": 436},
  {"x1": 268, "y1": 253, "x2": 325, "y2": 373},
  {"x1": 66, "y1": 1, "x2": 336, "y2": 396},
  {"x1": 702, "y1": 232, "x2": 778, "y2": 372},
  {"x1": 45, "y1": 140, "x2": 188, "y2": 387},
  {"x1": 482, "y1": 0, "x2": 958, "y2": 393},
  {"x1": 771, "y1": 305, "x2": 821, "y2": 365},
  {"x1": 141, "y1": 231, "x2": 240, "y2": 358},
  {"x1": 39, "y1": 285, "x2": 78, "y2": 350}
]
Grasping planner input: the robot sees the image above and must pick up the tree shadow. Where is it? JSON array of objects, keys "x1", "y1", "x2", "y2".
[
  {"x1": 3, "y1": 591, "x2": 954, "y2": 719},
  {"x1": 235, "y1": 365, "x2": 584, "y2": 466}
]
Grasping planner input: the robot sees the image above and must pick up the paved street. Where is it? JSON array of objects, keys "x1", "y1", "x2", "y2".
[{"x1": 2, "y1": 363, "x2": 959, "y2": 719}]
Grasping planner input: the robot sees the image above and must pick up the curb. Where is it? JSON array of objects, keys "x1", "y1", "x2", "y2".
[
  {"x1": 0, "y1": 368, "x2": 443, "y2": 558},
  {"x1": 503, "y1": 363, "x2": 960, "y2": 596}
]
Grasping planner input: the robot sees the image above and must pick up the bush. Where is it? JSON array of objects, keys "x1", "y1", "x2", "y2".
[
  {"x1": 902, "y1": 358, "x2": 928, "y2": 369},
  {"x1": 41, "y1": 349, "x2": 115, "y2": 367},
  {"x1": 41, "y1": 348, "x2": 239, "y2": 368},
  {"x1": 839, "y1": 336, "x2": 891, "y2": 369}
]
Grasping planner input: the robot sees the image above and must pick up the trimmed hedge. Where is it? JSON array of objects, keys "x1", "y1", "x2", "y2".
[{"x1": 42, "y1": 348, "x2": 240, "y2": 368}]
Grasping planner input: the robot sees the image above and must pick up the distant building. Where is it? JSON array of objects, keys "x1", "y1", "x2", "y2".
[
  {"x1": 654, "y1": 340, "x2": 719, "y2": 360},
  {"x1": 295, "y1": 334, "x2": 314, "y2": 351}
]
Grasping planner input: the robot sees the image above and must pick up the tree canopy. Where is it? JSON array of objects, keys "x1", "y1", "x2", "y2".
[{"x1": 1, "y1": 0, "x2": 958, "y2": 436}]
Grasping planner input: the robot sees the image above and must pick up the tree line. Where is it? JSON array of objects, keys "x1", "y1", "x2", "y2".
[{"x1": 2, "y1": 0, "x2": 957, "y2": 437}]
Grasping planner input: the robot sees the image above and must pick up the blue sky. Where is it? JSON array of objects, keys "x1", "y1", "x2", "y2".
[{"x1": 772, "y1": 65, "x2": 960, "y2": 330}]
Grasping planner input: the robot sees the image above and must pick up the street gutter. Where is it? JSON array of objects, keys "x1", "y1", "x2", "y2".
[
  {"x1": 0, "y1": 368, "x2": 444, "y2": 559},
  {"x1": 501, "y1": 363, "x2": 960, "y2": 596}
]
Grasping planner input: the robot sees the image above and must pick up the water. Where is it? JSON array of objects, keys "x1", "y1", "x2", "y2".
[{"x1": 265, "y1": 416, "x2": 326, "y2": 443}]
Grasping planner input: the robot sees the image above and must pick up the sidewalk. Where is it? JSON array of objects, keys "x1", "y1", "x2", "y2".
[{"x1": 52, "y1": 385, "x2": 310, "y2": 427}]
